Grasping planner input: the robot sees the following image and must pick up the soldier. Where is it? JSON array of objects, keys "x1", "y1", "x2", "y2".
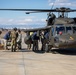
[
  {"x1": 17, "y1": 29, "x2": 22, "y2": 49},
  {"x1": 3, "y1": 31, "x2": 11, "y2": 50},
  {"x1": 40, "y1": 31, "x2": 45, "y2": 51},
  {"x1": 11, "y1": 28, "x2": 18, "y2": 52},
  {"x1": 24, "y1": 31, "x2": 32, "y2": 50},
  {"x1": 28, "y1": 32, "x2": 33, "y2": 50},
  {"x1": 32, "y1": 32, "x2": 39, "y2": 51}
]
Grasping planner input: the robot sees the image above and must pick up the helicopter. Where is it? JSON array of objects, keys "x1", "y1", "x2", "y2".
[
  {"x1": 23, "y1": 7, "x2": 76, "y2": 51},
  {"x1": 0, "y1": 7, "x2": 76, "y2": 51}
]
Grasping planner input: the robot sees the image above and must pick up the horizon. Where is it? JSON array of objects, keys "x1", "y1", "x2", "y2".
[{"x1": 0, "y1": 24, "x2": 46, "y2": 29}]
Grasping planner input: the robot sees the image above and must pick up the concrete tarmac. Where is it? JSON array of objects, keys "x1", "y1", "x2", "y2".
[{"x1": 0, "y1": 33, "x2": 76, "y2": 75}]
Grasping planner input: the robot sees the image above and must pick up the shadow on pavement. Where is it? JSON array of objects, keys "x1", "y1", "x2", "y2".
[
  {"x1": 3, "y1": 48, "x2": 33, "y2": 52},
  {"x1": 50, "y1": 48, "x2": 76, "y2": 55},
  {"x1": 3, "y1": 48, "x2": 76, "y2": 55},
  {"x1": 17, "y1": 48, "x2": 33, "y2": 52},
  {"x1": 33, "y1": 50, "x2": 45, "y2": 54}
]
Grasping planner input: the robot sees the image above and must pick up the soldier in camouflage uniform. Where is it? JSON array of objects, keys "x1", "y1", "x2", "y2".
[{"x1": 11, "y1": 28, "x2": 18, "y2": 52}]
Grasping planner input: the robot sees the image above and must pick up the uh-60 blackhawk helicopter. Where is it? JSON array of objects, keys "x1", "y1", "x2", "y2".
[{"x1": 0, "y1": 7, "x2": 76, "y2": 51}]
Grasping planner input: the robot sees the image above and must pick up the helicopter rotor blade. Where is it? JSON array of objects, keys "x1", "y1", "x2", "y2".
[
  {"x1": 0, "y1": 8, "x2": 56, "y2": 12},
  {"x1": 0, "y1": 8, "x2": 76, "y2": 12},
  {"x1": 71, "y1": 10, "x2": 76, "y2": 12},
  {"x1": 25, "y1": 11, "x2": 48, "y2": 14}
]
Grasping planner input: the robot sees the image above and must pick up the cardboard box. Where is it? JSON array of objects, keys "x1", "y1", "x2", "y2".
[{"x1": 0, "y1": 44, "x2": 4, "y2": 50}]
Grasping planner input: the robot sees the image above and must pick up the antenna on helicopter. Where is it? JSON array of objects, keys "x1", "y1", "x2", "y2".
[
  {"x1": 46, "y1": 0, "x2": 56, "y2": 26},
  {"x1": 47, "y1": 0, "x2": 56, "y2": 16}
]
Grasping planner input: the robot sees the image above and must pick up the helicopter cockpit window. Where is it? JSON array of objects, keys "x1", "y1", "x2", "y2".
[
  {"x1": 56, "y1": 26, "x2": 65, "y2": 34},
  {"x1": 73, "y1": 27, "x2": 76, "y2": 33},
  {"x1": 66, "y1": 27, "x2": 72, "y2": 34}
]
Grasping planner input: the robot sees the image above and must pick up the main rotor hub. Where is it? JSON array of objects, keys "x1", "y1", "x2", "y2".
[{"x1": 56, "y1": 7, "x2": 71, "y2": 12}]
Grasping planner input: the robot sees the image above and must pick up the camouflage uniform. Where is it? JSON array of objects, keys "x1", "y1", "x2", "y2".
[{"x1": 11, "y1": 29, "x2": 18, "y2": 52}]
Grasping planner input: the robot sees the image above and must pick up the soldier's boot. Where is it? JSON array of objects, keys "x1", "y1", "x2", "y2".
[
  {"x1": 14, "y1": 47, "x2": 16, "y2": 52},
  {"x1": 13, "y1": 47, "x2": 16, "y2": 52},
  {"x1": 11, "y1": 46, "x2": 13, "y2": 52},
  {"x1": 14, "y1": 49, "x2": 16, "y2": 52}
]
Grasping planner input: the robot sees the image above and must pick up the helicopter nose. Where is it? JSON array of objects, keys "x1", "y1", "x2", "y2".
[
  {"x1": 59, "y1": 38, "x2": 74, "y2": 43},
  {"x1": 60, "y1": 37, "x2": 76, "y2": 46}
]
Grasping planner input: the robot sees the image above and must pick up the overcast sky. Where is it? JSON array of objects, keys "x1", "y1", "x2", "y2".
[{"x1": 0, "y1": 0, "x2": 76, "y2": 28}]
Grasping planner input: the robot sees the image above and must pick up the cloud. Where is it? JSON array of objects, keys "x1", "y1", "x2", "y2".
[
  {"x1": 48, "y1": 0, "x2": 76, "y2": 7},
  {"x1": 0, "y1": 17, "x2": 46, "y2": 26}
]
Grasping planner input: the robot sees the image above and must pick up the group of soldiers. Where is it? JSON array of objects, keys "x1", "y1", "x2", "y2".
[
  {"x1": 3, "y1": 28, "x2": 22, "y2": 52},
  {"x1": 25, "y1": 30, "x2": 50, "y2": 52},
  {"x1": 2, "y1": 28, "x2": 50, "y2": 52}
]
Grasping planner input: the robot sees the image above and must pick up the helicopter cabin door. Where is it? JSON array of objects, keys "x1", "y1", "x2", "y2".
[{"x1": 48, "y1": 27, "x2": 54, "y2": 46}]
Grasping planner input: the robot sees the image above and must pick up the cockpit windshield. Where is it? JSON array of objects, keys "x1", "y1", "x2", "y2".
[
  {"x1": 55, "y1": 25, "x2": 76, "y2": 35},
  {"x1": 66, "y1": 26, "x2": 72, "y2": 34},
  {"x1": 56, "y1": 26, "x2": 65, "y2": 34}
]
